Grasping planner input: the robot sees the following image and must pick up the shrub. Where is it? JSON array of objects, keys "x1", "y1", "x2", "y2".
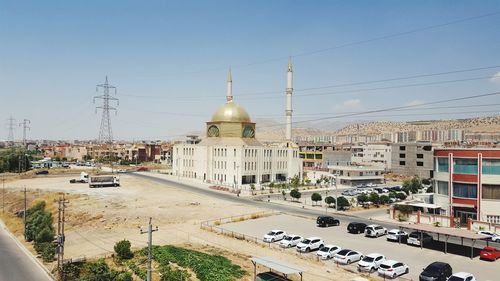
[
  {"x1": 357, "y1": 194, "x2": 368, "y2": 204},
  {"x1": 116, "y1": 272, "x2": 133, "y2": 281},
  {"x1": 114, "y1": 240, "x2": 133, "y2": 260},
  {"x1": 34, "y1": 242, "x2": 56, "y2": 262},
  {"x1": 79, "y1": 259, "x2": 119, "y2": 281},
  {"x1": 379, "y1": 195, "x2": 390, "y2": 205},
  {"x1": 368, "y1": 192, "x2": 380, "y2": 204},
  {"x1": 290, "y1": 189, "x2": 301, "y2": 201},
  {"x1": 395, "y1": 192, "x2": 407, "y2": 200},
  {"x1": 159, "y1": 265, "x2": 191, "y2": 281}
]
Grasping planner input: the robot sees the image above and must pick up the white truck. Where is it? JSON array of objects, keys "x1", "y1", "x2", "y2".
[
  {"x1": 69, "y1": 172, "x2": 89, "y2": 183},
  {"x1": 88, "y1": 175, "x2": 120, "y2": 188}
]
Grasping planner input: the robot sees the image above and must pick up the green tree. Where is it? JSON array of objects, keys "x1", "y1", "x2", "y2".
[
  {"x1": 395, "y1": 204, "x2": 414, "y2": 216},
  {"x1": 368, "y1": 192, "x2": 380, "y2": 204},
  {"x1": 379, "y1": 195, "x2": 390, "y2": 205},
  {"x1": 311, "y1": 193, "x2": 322, "y2": 206},
  {"x1": 290, "y1": 175, "x2": 300, "y2": 188},
  {"x1": 250, "y1": 184, "x2": 255, "y2": 195},
  {"x1": 357, "y1": 193, "x2": 368, "y2": 204},
  {"x1": 402, "y1": 176, "x2": 422, "y2": 195},
  {"x1": 336, "y1": 196, "x2": 350, "y2": 210},
  {"x1": 25, "y1": 201, "x2": 55, "y2": 243},
  {"x1": 114, "y1": 239, "x2": 133, "y2": 260},
  {"x1": 290, "y1": 189, "x2": 301, "y2": 202},
  {"x1": 324, "y1": 196, "x2": 335, "y2": 207},
  {"x1": 395, "y1": 192, "x2": 407, "y2": 201}
]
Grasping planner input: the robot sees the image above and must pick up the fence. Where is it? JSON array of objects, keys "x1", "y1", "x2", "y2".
[{"x1": 470, "y1": 220, "x2": 500, "y2": 234}]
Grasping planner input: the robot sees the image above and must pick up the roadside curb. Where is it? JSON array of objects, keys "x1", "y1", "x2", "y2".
[{"x1": 0, "y1": 219, "x2": 56, "y2": 280}]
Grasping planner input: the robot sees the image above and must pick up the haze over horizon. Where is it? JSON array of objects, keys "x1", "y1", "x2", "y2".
[{"x1": 2, "y1": 0, "x2": 500, "y2": 141}]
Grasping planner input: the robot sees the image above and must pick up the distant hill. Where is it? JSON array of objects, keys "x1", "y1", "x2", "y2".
[{"x1": 254, "y1": 115, "x2": 500, "y2": 140}]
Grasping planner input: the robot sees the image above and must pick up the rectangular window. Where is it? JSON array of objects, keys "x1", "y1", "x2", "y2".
[
  {"x1": 453, "y1": 158, "x2": 478, "y2": 175},
  {"x1": 437, "y1": 158, "x2": 449, "y2": 172},
  {"x1": 417, "y1": 162, "x2": 424, "y2": 167},
  {"x1": 482, "y1": 159, "x2": 500, "y2": 175},
  {"x1": 399, "y1": 161, "x2": 405, "y2": 166},
  {"x1": 437, "y1": 181, "x2": 448, "y2": 195},
  {"x1": 417, "y1": 154, "x2": 423, "y2": 159},
  {"x1": 399, "y1": 153, "x2": 405, "y2": 158},
  {"x1": 482, "y1": 185, "x2": 500, "y2": 200},
  {"x1": 453, "y1": 183, "x2": 477, "y2": 199},
  {"x1": 400, "y1": 146, "x2": 406, "y2": 151}
]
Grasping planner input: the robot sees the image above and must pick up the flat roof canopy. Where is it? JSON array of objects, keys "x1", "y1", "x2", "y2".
[
  {"x1": 251, "y1": 256, "x2": 304, "y2": 275},
  {"x1": 395, "y1": 202, "x2": 441, "y2": 209},
  {"x1": 400, "y1": 223, "x2": 485, "y2": 240}
]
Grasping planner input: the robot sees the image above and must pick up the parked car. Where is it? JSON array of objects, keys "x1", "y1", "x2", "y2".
[
  {"x1": 263, "y1": 230, "x2": 286, "y2": 243},
  {"x1": 447, "y1": 272, "x2": 476, "y2": 281},
  {"x1": 386, "y1": 229, "x2": 409, "y2": 242},
  {"x1": 407, "y1": 232, "x2": 433, "y2": 246},
  {"x1": 316, "y1": 244, "x2": 341, "y2": 260},
  {"x1": 378, "y1": 260, "x2": 409, "y2": 278},
  {"x1": 35, "y1": 170, "x2": 49, "y2": 175},
  {"x1": 477, "y1": 230, "x2": 500, "y2": 242},
  {"x1": 357, "y1": 253, "x2": 385, "y2": 272},
  {"x1": 316, "y1": 216, "x2": 340, "y2": 227},
  {"x1": 279, "y1": 234, "x2": 302, "y2": 248},
  {"x1": 347, "y1": 222, "x2": 367, "y2": 234},
  {"x1": 419, "y1": 262, "x2": 452, "y2": 281},
  {"x1": 296, "y1": 237, "x2": 323, "y2": 253},
  {"x1": 365, "y1": 224, "x2": 387, "y2": 238},
  {"x1": 479, "y1": 246, "x2": 500, "y2": 261},
  {"x1": 333, "y1": 249, "x2": 363, "y2": 264}
]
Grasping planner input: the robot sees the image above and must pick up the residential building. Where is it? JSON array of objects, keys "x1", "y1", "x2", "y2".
[
  {"x1": 327, "y1": 165, "x2": 385, "y2": 186},
  {"x1": 433, "y1": 148, "x2": 500, "y2": 225},
  {"x1": 350, "y1": 142, "x2": 392, "y2": 170},
  {"x1": 391, "y1": 142, "x2": 435, "y2": 178}
]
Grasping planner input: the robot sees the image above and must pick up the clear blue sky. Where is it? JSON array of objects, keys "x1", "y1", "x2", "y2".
[{"x1": 1, "y1": 0, "x2": 500, "y2": 140}]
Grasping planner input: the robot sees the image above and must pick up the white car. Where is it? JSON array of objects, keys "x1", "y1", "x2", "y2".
[
  {"x1": 263, "y1": 230, "x2": 286, "y2": 243},
  {"x1": 278, "y1": 235, "x2": 302, "y2": 248},
  {"x1": 333, "y1": 249, "x2": 363, "y2": 264},
  {"x1": 378, "y1": 260, "x2": 409, "y2": 278},
  {"x1": 357, "y1": 253, "x2": 386, "y2": 272},
  {"x1": 477, "y1": 230, "x2": 500, "y2": 242},
  {"x1": 386, "y1": 229, "x2": 408, "y2": 242},
  {"x1": 447, "y1": 272, "x2": 476, "y2": 281},
  {"x1": 365, "y1": 224, "x2": 387, "y2": 237},
  {"x1": 316, "y1": 245, "x2": 341, "y2": 260},
  {"x1": 296, "y1": 237, "x2": 324, "y2": 253}
]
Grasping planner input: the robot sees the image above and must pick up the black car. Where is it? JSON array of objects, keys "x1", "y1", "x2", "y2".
[
  {"x1": 419, "y1": 262, "x2": 452, "y2": 281},
  {"x1": 317, "y1": 216, "x2": 340, "y2": 227},
  {"x1": 35, "y1": 170, "x2": 49, "y2": 175},
  {"x1": 347, "y1": 222, "x2": 367, "y2": 234}
]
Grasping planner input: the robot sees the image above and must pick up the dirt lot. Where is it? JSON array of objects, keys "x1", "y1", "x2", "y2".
[{"x1": 1, "y1": 173, "x2": 366, "y2": 281}]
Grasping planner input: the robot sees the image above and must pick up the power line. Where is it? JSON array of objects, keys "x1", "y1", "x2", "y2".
[
  {"x1": 19, "y1": 119, "x2": 30, "y2": 148},
  {"x1": 257, "y1": 91, "x2": 500, "y2": 128},
  {"x1": 119, "y1": 64, "x2": 500, "y2": 101},
  {"x1": 6, "y1": 116, "x2": 15, "y2": 142}
]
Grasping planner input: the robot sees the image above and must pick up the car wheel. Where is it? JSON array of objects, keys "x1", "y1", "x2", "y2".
[
  {"x1": 306, "y1": 247, "x2": 310, "y2": 253},
  {"x1": 271, "y1": 238, "x2": 274, "y2": 242},
  {"x1": 347, "y1": 259, "x2": 351, "y2": 264},
  {"x1": 392, "y1": 273, "x2": 397, "y2": 278},
  {"x1": 405, "y1": 267, "x2": 409, "y2": 274}
]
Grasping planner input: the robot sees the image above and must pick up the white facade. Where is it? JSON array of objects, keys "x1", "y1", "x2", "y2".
[{"x1": 351, "y1": 142, "x2": 392, "y2": 170}]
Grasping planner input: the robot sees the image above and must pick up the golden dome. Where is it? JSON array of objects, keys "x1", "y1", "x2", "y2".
[{"x1": 211, "y1": 102, "x2": 251, "y2": 123}]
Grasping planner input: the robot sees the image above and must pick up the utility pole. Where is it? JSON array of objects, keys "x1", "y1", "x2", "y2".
[
  {"x1": 6, "y1": 116, "x2": 15, "y2": 143},
  {"x1": 23, "y1": 187, "x2": 27, "y2": 240},
  {"x1": 140, "y1": 217, "x2": 158, "y2": 281},
  {"x1": 57, "y1": 194, "x2": 69, "y2": 281},
  {"x1": 19, "y1": 119, "x2": 30, "y2": 148},
  {"x1": 2, "y1": 176, "x2": 5, "y2": 214}
]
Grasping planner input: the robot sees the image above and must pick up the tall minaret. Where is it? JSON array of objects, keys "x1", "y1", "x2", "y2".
[
  {"x1": 285, "y1": 57, "x2": 293, "y2": 141},
  {"x1": 226, "y1": 68, "x2": 233, "y2": 103}
]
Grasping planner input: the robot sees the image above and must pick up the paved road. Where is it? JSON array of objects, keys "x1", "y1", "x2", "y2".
[{"x1": 0, "y1": 225, "x2": 53, "y2": 281}]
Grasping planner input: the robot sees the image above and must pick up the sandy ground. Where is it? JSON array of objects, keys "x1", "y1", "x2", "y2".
[{"x1": 2, "y1": 173, "x2": 366, "y2": 281}]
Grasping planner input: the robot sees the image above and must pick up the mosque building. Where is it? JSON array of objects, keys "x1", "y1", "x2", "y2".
[{"x1": 172, "y1": 60, "x2": 303, "y2": 189}]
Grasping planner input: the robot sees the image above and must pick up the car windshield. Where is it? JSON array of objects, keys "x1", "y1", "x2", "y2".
[
  {"x1": 319, "y1": 247, "x2": 330, "y2": 252},
  {"x1": 379, "y1": 264, "x2": 391, "y2": 269},
  {"x1": 409, "y1": 232, "x2": 421, "y2": 238},
  {"x1": 283, "y1": 236, "x2": 292, "y2": 241},
  {"x1": 482, "y1": 248, "x2": 493, "y2": 253},
  {"x1": 336, "y1": 249, "x2": 349, "y2": 255},
  {"x1": 424, "y1": 264, "x2": 443, "y2": 273},
  {"x1": 388, "y1": 230, "x2": 398, "y2": 234},
  {"x1": 267, "y1": 231, "x2": 276, "y2": 235},
  {"x1": 362, "y1": 256, "x2": 375, "y2": 262},
  {"x1": 447, "y1": 277, "x2": 465, "y2": 281},
  {"x1": 302, "y1": 239, "x2": 311, "y2": 244}
]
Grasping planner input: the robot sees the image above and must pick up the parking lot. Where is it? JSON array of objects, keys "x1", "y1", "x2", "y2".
[{"x1": 220, "y1": 214, "x2": 497, "y2": 281}]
